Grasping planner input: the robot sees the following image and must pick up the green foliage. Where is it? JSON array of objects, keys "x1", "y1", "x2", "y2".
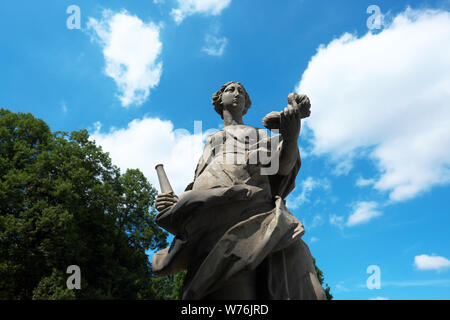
[
  {"x1": 148, "y1": 272, "x2": 184, "y2": 300},
  {"x1": 32, "y1": 269, "x2": 75, "y2": 300},
  {"x1": 313, "y1": 257, "x2": 333, "y2": 300},
  {"x1": 0, "y1": 109, "x2": 168, "y2": 299},
  {"x1": 0, "y1": 108, "x2": 332, "y2": 300},
  {"x1": 168, "y1": 271, "x2": 187, "y2": 300}
]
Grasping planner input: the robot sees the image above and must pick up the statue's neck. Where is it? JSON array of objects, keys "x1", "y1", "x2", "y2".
[{"x1": 223, "y1": 109, "x2": 244, "y2": 127}]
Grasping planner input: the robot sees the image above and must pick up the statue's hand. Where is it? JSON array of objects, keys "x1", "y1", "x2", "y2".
[
  {"x1": 280, "y1": 101, "x2": 301, "y2": 142},
  {"x1": 287, "y1": 93, "x2": 311, "y2": 119},
  {"x1": 155, "y1": 192, "x2": 179, "y2": 212},
  {"x1": 262, "y1": 93, "x2": 311, "y2": 131}
]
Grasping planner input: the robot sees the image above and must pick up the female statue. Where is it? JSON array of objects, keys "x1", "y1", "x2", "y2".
[{"x1": 152, "y1": 81, "x2": 326, "y2": 300}]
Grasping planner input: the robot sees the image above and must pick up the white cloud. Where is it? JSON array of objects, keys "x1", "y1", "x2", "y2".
[
  {"x1": 414, "y1": 254, "x2": 450, "y2": 271},
  {"x1": 61, "y1": 101, "x2": 68, "y2": 113},
  {"x1": 369, "y1": 296, "x2": 389, "y2": 300},
  {"x1": 87, "y1": 10, "x2": 162, "y2": 107},
  {"x1": 201, "y1": 21, "x2": 228, "y2": 56},
  {"x1": 310, "y1": 215, "x2": 324, "y2": 228},
  {"x1": 333, "y1": 282, "x2": 351, "y2": 293},
  {"x1": 356, "y1": 177, "x2": 376, "y2": 187},
  {"x1": 91, "y1": 117, "x2": 210, "y2": 195},
  {"x1": 329, "y1": 214, "x2": 345, "y2": 229},
  {"x1": 286, "y1": 176, "x2": 330, "y2": 209},
  {"x1": 171, "y1": 0, "x2": 231, "y2": 24},
  {"x1": 329, "y1": 202, "x2": 382, "y2": 228},
  {"x1": 296, "y1": 8, "x2": 450, "y2": 202},
  {"x1": 346, "y1": 201, "x2": 382, "y2": 227},
  {"x1": 202, "y1": 34, "x2": 227, "y2": 56},
  {"x1": 310, "y1": 237, "x2": 319, "y2": 243}
]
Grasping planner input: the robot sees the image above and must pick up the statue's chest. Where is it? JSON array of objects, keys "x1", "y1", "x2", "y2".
[{"x1": 211, "y1": 126, "x2": 261, "y2": 154}]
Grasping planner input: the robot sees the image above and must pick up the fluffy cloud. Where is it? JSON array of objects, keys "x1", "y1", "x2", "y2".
[
  {"x1": 346, "y1": 201, "x2": 382, "y2": 227},
  {"x1": 414, "y1": 254, "x2": 450, "y2": 271},
  {"x1": 171, "y1": 0, "x2": 232, "y2": 24},
  {"x1": 202, "y1": 34, "x2": 227, "y2": 56},
  {"x1": 356, "y1": 177, "x2": 375, "y2": 187},
  {"x1": 91, "y1": 117, "x2": 212, "y2": 195},
  {"x1": 310, "y1": 215, "x2": 324, "y2": 228},
  {"x1": 329, "y1": 214, "x2": 345, "y2": 229},
  {"x1": 286, "y1": 176, "x2": 330, "y2": 209},
  {"x1": 296, "y1": 8, "x2": 450, "y2": 202},
  {"x1": 87, "y1": 10, "x2": 162, "y2": 107},
  {"x1": 328, "y1": 201, "x2": 382, "y2": 228},
  {"x1": 201, "y1": 21, "x2": 228, "y2": 56}
]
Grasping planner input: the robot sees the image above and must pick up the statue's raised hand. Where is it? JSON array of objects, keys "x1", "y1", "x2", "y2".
[
  {"x1": 262, "y1": 93, "x2": 311, "y2": 131},
  {"x1": 155, "y1": 192, "x2": 179, "y2": 212},
  {"x1": 279, "y1": 93, "x2": 310, "y2": 141},
  {"x1": 287, "y1": 93, "x2": 311, "y2": 119},
  {"x1": 280, "y1": 106, "x2": 300, "y2": 142}
]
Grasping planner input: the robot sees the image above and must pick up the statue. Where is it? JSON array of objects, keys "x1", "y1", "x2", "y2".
[{"x1": 152, "y1": 81, "x2": 326, "y2": 300}]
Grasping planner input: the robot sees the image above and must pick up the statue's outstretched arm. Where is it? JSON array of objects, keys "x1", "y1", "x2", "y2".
[{"x1": 263, "y1": 93, "x2": 310, "y2": 176}]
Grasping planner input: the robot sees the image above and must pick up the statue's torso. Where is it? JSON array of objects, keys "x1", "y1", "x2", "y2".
[{"x1": 192, "y1": 125, "x2": 272, "y2": 196}]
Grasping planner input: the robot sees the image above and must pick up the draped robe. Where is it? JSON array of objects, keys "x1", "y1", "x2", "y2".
[{"x1": 152, "y1": 124, "x2": 326, "y2": 300}]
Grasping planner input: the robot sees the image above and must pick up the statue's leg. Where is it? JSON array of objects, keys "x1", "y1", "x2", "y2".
[{"x1": 203, "y1": 270, "x2": 257, "y2": 300}]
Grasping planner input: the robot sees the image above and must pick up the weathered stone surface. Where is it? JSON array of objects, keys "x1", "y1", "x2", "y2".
[{"x1": 153, "y1": 81, "x2": 325, "y2": 300}]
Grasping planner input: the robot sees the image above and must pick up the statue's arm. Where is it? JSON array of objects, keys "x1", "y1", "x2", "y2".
[
  {"x1": 264, "y1": 93, "x2": 309, "y2": 177},
  {"x1": 277, "y1": 132, "x2": 301, "y2": 176},
  {"x1": 277, "y1": 105, "x2": 302, "y2": 176}
]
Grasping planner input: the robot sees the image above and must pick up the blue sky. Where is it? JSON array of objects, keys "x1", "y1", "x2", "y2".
[{"x1": 1, "y1": 0, "x2": 450, "y2": 300}]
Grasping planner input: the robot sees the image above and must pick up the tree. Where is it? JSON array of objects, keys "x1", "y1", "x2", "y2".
[
  {"x1": 313, "y1": 257, "x2": 333, "y2": 300},
  {"x1": 0, "y1": 109, "x2": 168, "y2": 299},
  {"x1": 0, "y1": 108, "x2": 332, "y2": 300},
  {"x1": 166, "y1": 271, "x2": 187, "y2": 300}
]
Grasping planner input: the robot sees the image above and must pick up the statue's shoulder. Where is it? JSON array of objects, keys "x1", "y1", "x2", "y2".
[
  {"x1": 205, "y1": 129, "x2": 224, "y2": 141},
  {"x1": 201, "y1": 130, "x2": 225, "y2": 148},
  {"x1": 253, "y1": 126, "x2": 270, "y2": 138}
]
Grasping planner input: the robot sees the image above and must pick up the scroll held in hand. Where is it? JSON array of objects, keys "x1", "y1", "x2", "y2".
[{"x1": 155, "y1": 164, "x2": 174, "y2": 194}]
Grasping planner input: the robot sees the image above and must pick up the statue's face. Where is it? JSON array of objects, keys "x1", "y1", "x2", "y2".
[{"x1": 221, "y1": 82, "x2": 246, "y2": 115}]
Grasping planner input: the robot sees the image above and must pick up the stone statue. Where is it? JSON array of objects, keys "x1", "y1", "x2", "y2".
[{"x1": 152, "y1": 81, "x2": 326, "y2": 300}]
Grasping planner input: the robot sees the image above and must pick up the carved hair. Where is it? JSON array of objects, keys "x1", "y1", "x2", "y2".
[{"x1": 212, "y1": 81, "x2": 252, "y2": 119}]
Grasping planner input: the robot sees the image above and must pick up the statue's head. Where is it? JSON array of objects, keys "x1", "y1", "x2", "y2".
[{"x1": 212, "y1": 81, "x2": 252, "y2": 119}]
